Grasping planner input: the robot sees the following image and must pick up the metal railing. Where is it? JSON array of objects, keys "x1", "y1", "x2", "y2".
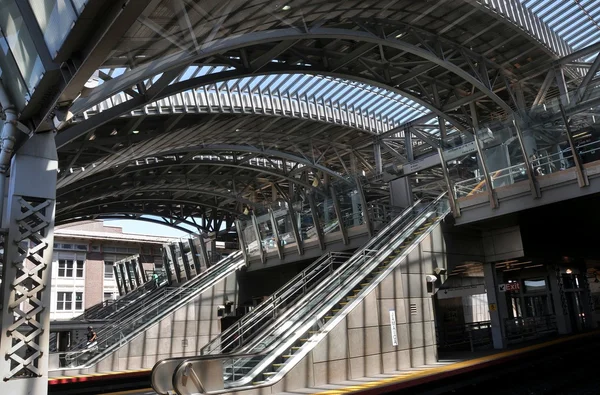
[
  {"x1": 74, "y1": 272, "x2": 168, "y2": 321},
  {"x1": 454, "y1": 139, "x2": 600, "y2": 198},
  {"x1": 152, "y1": 194, "x2": 449, "y2": 394},
  {"x1": 201, "y1": 251, "x2": 352, "y2": 355},
  {"x1": 49, "y1": 251, "x2": 243, "y2": 370}
]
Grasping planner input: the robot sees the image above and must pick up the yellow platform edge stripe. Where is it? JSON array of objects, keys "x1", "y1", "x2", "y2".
[{"x1": 313, "y1": 331, "x2": 600, "y2": 395}]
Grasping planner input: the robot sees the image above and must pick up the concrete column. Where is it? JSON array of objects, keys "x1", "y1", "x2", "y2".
[
  {"x1": 389, "y1": 177, "x2": 412, "y2": 208},
  {"x1": 548, "y1": 265, "x2": 571, "y2": 334},
  {"x1": 0, "y1": 132, "x2": 57, "y2": 395},
  {"x1": 483, "y1": 262, "x2": 507, "y2": 349}
]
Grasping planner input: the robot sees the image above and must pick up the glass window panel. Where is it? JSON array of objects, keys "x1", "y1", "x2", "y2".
[
  {"x1": 104, "y1": 261, "x2": 114, "y2": 278},
  {"x1": 76, "y1": 260, "x2": 84, "y2": 277},
  {"x1": 0, "y1": 1, "x2": 45, "y2": 92},
  {"x1": 75, "y1": 292, "x2": 83, "y2": 310},
  {"x1": 29, "y1": 0, "x2": 77, "y2": 57}
]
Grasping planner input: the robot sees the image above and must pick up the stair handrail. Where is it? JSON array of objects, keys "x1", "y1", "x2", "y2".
[{"x1": 50, "y1": 251, "x2": 243, "y2": 370}]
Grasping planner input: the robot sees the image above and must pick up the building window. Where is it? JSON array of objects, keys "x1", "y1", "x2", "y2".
[
  {"x1": 58, "y1": 259, "x2": 84, "y2": 278},
  {"x1": 58, "y1": 259, "x2": 73, "y2": 277},
  {"x1": 104, "y1": 292, "x2": 113, "y2": 301},
  {"x1": 56, "y1": 292, "x2": 72, "y2": 310},
  {"x1": 75, "y1": 292, "x2": 83, "y2": 310},
  {"x1": 76, "y1": 260, "x2": 84, "y2": 278},
  {"x1": 104, "y1": 261, "x2": 114, "y2": 279}
]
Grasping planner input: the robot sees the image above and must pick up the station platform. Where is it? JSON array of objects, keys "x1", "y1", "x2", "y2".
[{"x1": 50, "y1": 330, "x2": 599, "y2": 395}]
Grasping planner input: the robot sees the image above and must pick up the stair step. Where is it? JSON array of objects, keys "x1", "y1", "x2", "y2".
[
  {"x1": 273, "y1": 363, "x2": 284, "y2": 368},
  {"x1": 264, "y1": 372, "x2": 277, "y2": 376},
  {"x1": 252, "y1": 381, "x2": 266, "y2": 385},
  {"x1": 282, "y1": 354, "x2": 294, "y2": 358},
  {"x1": 291, "y1": 346, "x2": 301, "y2": 350},
  {"x1": 299, "y1": 338, "x2": 310, "y2": 341}
]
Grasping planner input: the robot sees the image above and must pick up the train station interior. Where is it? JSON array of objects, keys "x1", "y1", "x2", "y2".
[{"x1": 0, "y1": 1, "x2": 599, "y2": 394}]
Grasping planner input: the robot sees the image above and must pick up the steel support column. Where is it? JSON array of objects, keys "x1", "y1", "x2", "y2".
[
  {"x1": 286, "y1": 205, "x2": 303, "y2": 256},
  {"x1": 119, "y1": 263, "x2": 129, "y2": 293},
  {"x1": 512, "y1": 118, "x2": 541, "y2": 198},
  {"x1": 113, "y1": 266, "x2": 124, "y2": 296},
  {"x1": 162, "y1": 248, "x2": 175, "y2": 286},
  {"x1": 197, "y1": 235, "x2": 211, "y2": 268},
  {"x1": 269, "y1": 209, "x2": 284, "y2": 260},
  {"x1": 308, "y1": 192, "x2": 325, "y2": 251},
  {"x1": 470, "y1": 102, "x2": 498, "y2": 208},
  {"x1": 179, "y1": 241, "x2": 192, "y2": 281},
  {"x1": 169, "y1": 244, "x2": 183, "y2": 283},
  {"x1": 355, "y1": 177, "x2": 373, "y2": 237},
  {"x1": 555, "y1": 67, "x2": 589, "y2": 187},
  {"x1": 0, "y1": 132, "x2": 57, "y2": 394},
  {"x1": 405, "y1": 128, "x2": 414, "y2": 161},
  {"x1": 188, "y1": 238, "x2": 203, "y2": 275},
  {"x1": 130, "y1": 258, "x2": 142, "y2": 288},
  {"x1": 437, "y1": 148, "x2": 460, "y2": 217},
  {"x1": 234, "y1": 220, "x2": 249, "y2": 265},
  {"x1": 373, "y1": 141, "x2": 383, "y2": 175},
  {"x1": 137, "y1": 257, "x2": 148, "y2": 283},
  {"x1": 251, "y1": 213, "x2": 266, "y2": 264},
  {"x1": 125, "y1": 260, "x2": 136, "y2": 290},
  {"x1": 330, "y1": 185, "x2": 349, "y2": 245}
]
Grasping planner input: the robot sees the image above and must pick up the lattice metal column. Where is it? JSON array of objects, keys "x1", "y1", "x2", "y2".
[{"x1": 0, "y1": 132, "x2": 57, "y2": 395}]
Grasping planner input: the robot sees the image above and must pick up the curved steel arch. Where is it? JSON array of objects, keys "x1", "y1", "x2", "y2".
[
  {"x1": 58, "y1": 161, "x2": 319, "y2": 198},
  {"x1": 71, "y1": 66, "x2": 466, "y2": 136},
  {"x1": 72, "y1": 28, "x2": 511, "y2": 112},
  {"x1": 58, "y1": 197, "x2": 241, "y2": 217},
  {"x1": 59, "y1": 27, "x2": 515, "y2": 147},
  {"x1": 59, "y1": 67, "x2": 463, "y2": 149},
  {"x1": 59, "y1": 143, "x2": 351, "y2": 189},
  {"x1": 61, "y1": 185, "x2": 263, "y2": 212}
]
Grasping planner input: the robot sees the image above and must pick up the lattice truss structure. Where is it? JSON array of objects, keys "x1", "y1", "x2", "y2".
[
  {"x1": 14, "y1": 0, "x2": 595, "y2": 233},
  {"x1": 2, "y1": 198, "x2": 54, "y2": 379}
]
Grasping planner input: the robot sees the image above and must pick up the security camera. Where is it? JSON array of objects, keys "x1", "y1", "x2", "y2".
[
  {"x1": 434, "y1": 267, "x2": 447, "y2": 276},
  {"x1": 425, "y1": 274, "x2": 438, "y2": 283}
]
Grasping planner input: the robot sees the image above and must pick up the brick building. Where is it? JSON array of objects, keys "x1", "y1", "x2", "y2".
[{"x1": 50, "y1": 221, "x2": 178, "y2": 320}]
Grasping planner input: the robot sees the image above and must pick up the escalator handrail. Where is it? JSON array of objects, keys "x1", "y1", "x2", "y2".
[
  {"x1": 211, "y1": 199, "x2": 429, "y2": 356},
  {"x1": 201, "y1": 199, "x2": 423, "y2": 355},
  {"x1": 222, "y1": 194, "x2": 448, "y2": 387},
  {"x1": 160, "y1": 195, "x2": 446, "y2": 391},
  {"x1": 163, "y1": 197, "x2": 447, "y2": 395}
]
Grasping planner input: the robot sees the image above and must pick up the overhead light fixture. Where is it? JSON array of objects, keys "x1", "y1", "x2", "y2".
[
  {"x1": 110, "y1": 129, "x2": 118, "y2": 135},
  {"x1": 566, "y1": 268, "x2": 573, "y2": 274},
  {"x1": 132, "y1": 130, "x2": 139, "y2": 134},
  {"x1": 282, "y1": 4, "x2": 291, "y2": 10},
  {"x1": 396, "y1": 33, "x2": 404, "y2": 38}
]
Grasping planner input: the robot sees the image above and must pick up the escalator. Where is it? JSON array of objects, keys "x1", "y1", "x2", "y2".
[
  {"x1": 51, "y1": 250, "x2": 245, "y2": 370},
  {"x1": 152, "y1": 194, "x2": 449, "y2": 394}
]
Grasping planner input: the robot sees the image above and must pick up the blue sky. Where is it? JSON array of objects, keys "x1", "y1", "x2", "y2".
[{"x1": 103, "y1": 219, "x2": 197, "y2": 238}]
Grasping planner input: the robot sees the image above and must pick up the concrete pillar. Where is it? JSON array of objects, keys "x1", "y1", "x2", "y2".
[
  {"x1": 548, "y1": 265, "x2": 571, "y2": 334},
  {"x1": 483, "y1": 262, "x2": 507, "y2": 349},
  {"x1": 0, "y1": 132, "x2": 57, "y2": 395},
  {"x1": 389, "y1": 177, "x2": 412, "y2": 208}
]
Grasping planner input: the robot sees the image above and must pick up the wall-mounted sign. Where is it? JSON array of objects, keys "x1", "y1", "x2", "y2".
[
  {"x1": 389, "y1": 309, "x2": 398, "y2": 347},
  {"x1": 489, "y1": 303, "x2": 497, "y2": 311},
  {"x1": 498, "y1": 282, "x2": 520, "y2": 292}
]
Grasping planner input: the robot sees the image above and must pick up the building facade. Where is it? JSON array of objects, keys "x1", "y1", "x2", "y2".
[{"x1": 50, "y1": 221, "x2": 178, "y2": 320}]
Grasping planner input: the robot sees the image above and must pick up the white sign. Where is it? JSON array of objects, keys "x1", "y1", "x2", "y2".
[
  {"x1": 389, "y1": 309, "x2": 398, "y2": 347},
  {"x1": 436, "y1": 284, "x2": 486, "y2": 300}
]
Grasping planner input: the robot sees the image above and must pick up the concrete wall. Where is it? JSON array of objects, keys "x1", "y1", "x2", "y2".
[
  {"x1": 84, "y1": 253, "x2": 104, "y2": 309},
  {"x1": 232, "y1": 222, "x2": 446, "y2": 394},
  {"x1": 52, "y1": 271, "x2": 238, "y2": 376}
]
